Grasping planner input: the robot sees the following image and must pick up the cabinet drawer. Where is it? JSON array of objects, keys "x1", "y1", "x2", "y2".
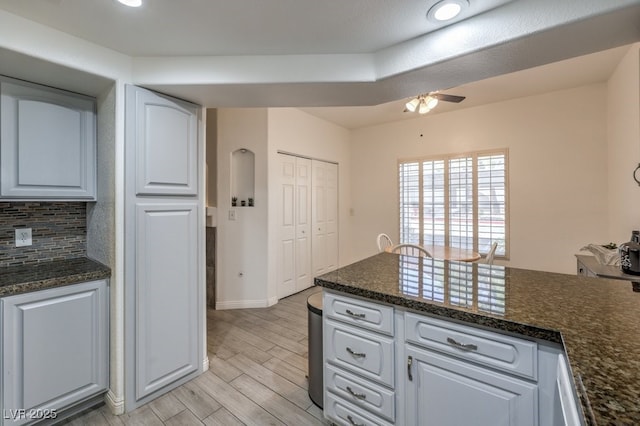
[
  {"x1": 405, "y1": 313, "x2": 537, "y2": 380},
  {"x1": 325, "y1": 392, "x2": 394, "y2": 426},
  {"x1": 325, "y1": 319, "x2": 394, "y2": 387},
  {"x1": 326, "y1": 364, "x2": 395, "y2": 422},
  {"x1": 324, "y1": 292, "x2": 394, "y2": 335}
]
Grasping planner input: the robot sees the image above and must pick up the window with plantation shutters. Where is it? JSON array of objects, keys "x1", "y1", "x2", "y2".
[{"x1": 398, "y1": 150, "x2": 509, "y2": 258}]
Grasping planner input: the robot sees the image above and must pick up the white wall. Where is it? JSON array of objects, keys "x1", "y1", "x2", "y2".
[
  {"x1": 349, "y1": 84, "x2": 609, "y2": 274},
  {"x1": 267, "y1": 107, "x2": 352, "y2": 268},
  {"x1": 607, "y1": 44, "x2": 640, "y2": 242},
  {"x1": 216, "y1": 108, "x2": 271, "y2": 308},
  {"x1": 216, "y1": 107, "x2": 352, "y2": 308},
  {"x1": 205, "y1": 109, "x2": 218, "y2": 209}
]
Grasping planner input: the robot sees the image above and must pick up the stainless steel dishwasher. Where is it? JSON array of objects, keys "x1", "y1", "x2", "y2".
[{"x1": 307, "y1": 291, "x2": 323, "y2": 408}]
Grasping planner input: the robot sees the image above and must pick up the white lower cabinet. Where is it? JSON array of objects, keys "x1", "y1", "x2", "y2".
[
  {"x1": 405, "y1": 312, "x2": 539, "y2": 425},
  {"x1": 405, "y1": 345, "x2": 537, "y2": 426},
  {"x1": 326, "y1": 364, "x2": 395, "y2": 422},
  {"x1": 325, "y1": 392, "x2": 394, "y2": 426},
  {"x1": 323, "y1": 291, "x2": 582, "y2": 426},
  {"x1": 323, "y1": 294, "x2": 396, "y2": 425},
  {"x1": 1, "y1": 280, "x2": 109, "y2": 425},
  {"x1": 555, "y1": 355, "x2": 581, "y2": 426}
]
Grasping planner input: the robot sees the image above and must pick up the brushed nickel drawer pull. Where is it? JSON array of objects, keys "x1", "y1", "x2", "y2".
[
  {"x1": 407, "y1": 355, "x2": 413, "y2": 381},
  {"x1": 345, "y1": 309, "x2": 366, "y2": 319},
  {"x1": 346, "y1": 347, "x2": 367, "y2": 358},
  {"x1": 346, "y1": 386, "x2": 367, "y2": 400},
  {"x1": 447, "y1": 337, "x2": 478, "y2": 352},
  {"x1": 347, "y1": 415, "x2": 364, "y2": 426}
]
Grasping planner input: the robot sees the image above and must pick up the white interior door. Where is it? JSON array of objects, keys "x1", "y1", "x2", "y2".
[
  {"x1": 295, "y1": 157, "x2": 312, "y2": 291},
  {"x1": 312, "y1": 159, "x2": 338, "y2": 276},
  {"x1": 277, "y1": 154, "x2": 312, "y2": 299},
  {"x1": 312, "y1": 160, "x2": 327, "y2": 276},
  {"x1": 325, "y1": 162, "x2": 339, "y2": 272},
  {"x1": 277, "y1": 154, "x2": 296, "y2": 299}
]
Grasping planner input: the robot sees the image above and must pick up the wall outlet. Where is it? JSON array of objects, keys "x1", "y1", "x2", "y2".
[
  {"x1": 228, "y1": 209, "x2": 236, "y2": 221},
  {"x1": 15, "y1": 228, "x2": 32, "y2": 247}
]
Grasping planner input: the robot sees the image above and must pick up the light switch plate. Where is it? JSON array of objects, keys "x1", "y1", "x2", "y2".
[
  {"x1": 15, "y1": 228, "x2": 32, "y2": 247},
  {"x1": 228, "y1": 209, "x2": 236, "y2": 221}
]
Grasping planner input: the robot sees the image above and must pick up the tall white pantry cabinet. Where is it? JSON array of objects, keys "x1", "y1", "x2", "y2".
[
  {"x1": 124, "y1": 86, "x2": 204, "y2": 410},
  {"x1": 277, "y1": 153, "x2": 338, "y2": 299}
]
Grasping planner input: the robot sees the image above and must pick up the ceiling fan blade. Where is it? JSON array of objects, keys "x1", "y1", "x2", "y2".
[{"x1": 431, "y1": 93, "x2": 466, "y2": 103}]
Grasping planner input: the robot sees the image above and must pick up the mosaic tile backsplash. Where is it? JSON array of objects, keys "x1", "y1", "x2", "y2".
[{"x1": 0, "y1": 202, "x2": 87, "y2": 267}]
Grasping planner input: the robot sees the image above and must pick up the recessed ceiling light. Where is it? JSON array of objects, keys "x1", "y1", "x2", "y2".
[
  {"x1": 116, "y1": 0, "x2": 142, "y2": 7},
  {"x1": 427, "y1": 0, "x2": 469, "y2": 22}
]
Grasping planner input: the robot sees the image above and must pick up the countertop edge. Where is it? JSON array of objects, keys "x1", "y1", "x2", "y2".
[
  {"x1": 0, "y1": 257, "x2": 112, "y2": 297},
  {"x1": 314, "y1": 277, "x2": 563, "y2": 345}
]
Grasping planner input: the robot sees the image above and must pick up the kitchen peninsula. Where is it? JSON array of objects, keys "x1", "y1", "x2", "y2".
[{"x1": 315, "y1": 252, "x2": 640, "y2": 425}]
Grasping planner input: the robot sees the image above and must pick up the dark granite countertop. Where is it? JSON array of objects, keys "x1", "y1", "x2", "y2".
[
  {"x1": 315, "y1": 253, "x2": 640, "y2": 426},
  {"x1": 0, "y1": 257, "x2": 111, "y2": 297}
]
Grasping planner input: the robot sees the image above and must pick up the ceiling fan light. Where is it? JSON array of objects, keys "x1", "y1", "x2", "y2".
[
  {"x1": 418, "y1": 100, "x2": 431, "y2": 114},
  {"x1": 405, "y1": 98, "x2": 420, "y2": 112},
  {"x1": 425, "y1": 96, "x2": 439, "y2": 109}
]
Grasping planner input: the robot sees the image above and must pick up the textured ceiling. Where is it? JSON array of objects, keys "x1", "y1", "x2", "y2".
[
  {"x1": 0, "y1": 0, "x2": 513, "y2": 56},
  {"x1": 0, "y1": 0, "x2": 639, "y2": 112},
  {"x1": 299, "y1": 44, "x2": 632, "y2": 129}
]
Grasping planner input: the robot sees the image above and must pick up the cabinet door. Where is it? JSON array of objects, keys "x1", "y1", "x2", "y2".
[
  {"x1": 130, "y1": 86, "x2": 198, "y2": 196},
  {"x1": 1, "y1": 280, "x2": 108, "y2": 425},
  {"x1": 277, "y1": 154, "x2": 297, "y2": 298},
  {"x1": 405, "y1": 345, "x2": 538, "y2": 426},
  {"x1": 295, "y1": 158, "x2": 312, "y2": 291},
  {"x1": 312, "y1": 160, "x2": 338, "y2": 276},
  {"x1": 0, "y1": 76, "x2": 96, "y2": 199},
  {"x1": 277, "y1": 154, "x2": 313, "y2": 299},
  {"x1": 132, "y1": 203, "x2": 199, "y2": 401},
  {"x1": 124, "y1": 85, "x2": 202, "y2": 411}
]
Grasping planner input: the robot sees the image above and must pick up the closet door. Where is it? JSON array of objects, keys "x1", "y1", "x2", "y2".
[
  {"x1": 312, "y1": 160, "x2": 338, "y2": 276},
  {"x1": 295, "y1": 158, "x2": 312, "y2": 291},
  {"x1": 277, "y1": 154, "x2": 312, "y2": 299},
  {"x1": 125, "y1": 85, "x2": 203, "y2": 410},
  {"x1": 277, "y1": 154, "x2": 296, "y2": 299},
  {"x1": 324, "y1": 162, "x2": 339, "y2": 272}
]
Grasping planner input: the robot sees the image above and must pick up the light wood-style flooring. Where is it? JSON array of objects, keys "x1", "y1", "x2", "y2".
[{"x1": 62, "y1": 287, "x2": 329, "y2": 425}]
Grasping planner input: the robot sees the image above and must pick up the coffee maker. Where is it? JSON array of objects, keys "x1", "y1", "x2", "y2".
[{"x1": 620, "y1": 231, "x2": 640, "y2": 275}]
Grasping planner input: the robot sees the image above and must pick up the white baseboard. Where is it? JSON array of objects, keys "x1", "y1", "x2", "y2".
[
  {"x1": 104, "y1": 389, "x2": 125, "y2": 416},
  {"x1": 215, "y1": 296, "x2": 278, "y2": 310},
  {"x1": 202, "y1": 356, "x2": 210, "y2": 372}
]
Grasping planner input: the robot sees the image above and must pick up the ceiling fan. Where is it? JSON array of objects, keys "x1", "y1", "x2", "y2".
[{"x1": 404, "y1": 92, "x2": 466, "y2": 114}]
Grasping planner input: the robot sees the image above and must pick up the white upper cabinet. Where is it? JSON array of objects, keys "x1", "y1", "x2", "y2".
[
  {"x1": 130, "y1": 87, "x2": 198, "y2": 196},
  {"x1": 0, "y1": 76, "x2": 96, "y2": 200}
]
